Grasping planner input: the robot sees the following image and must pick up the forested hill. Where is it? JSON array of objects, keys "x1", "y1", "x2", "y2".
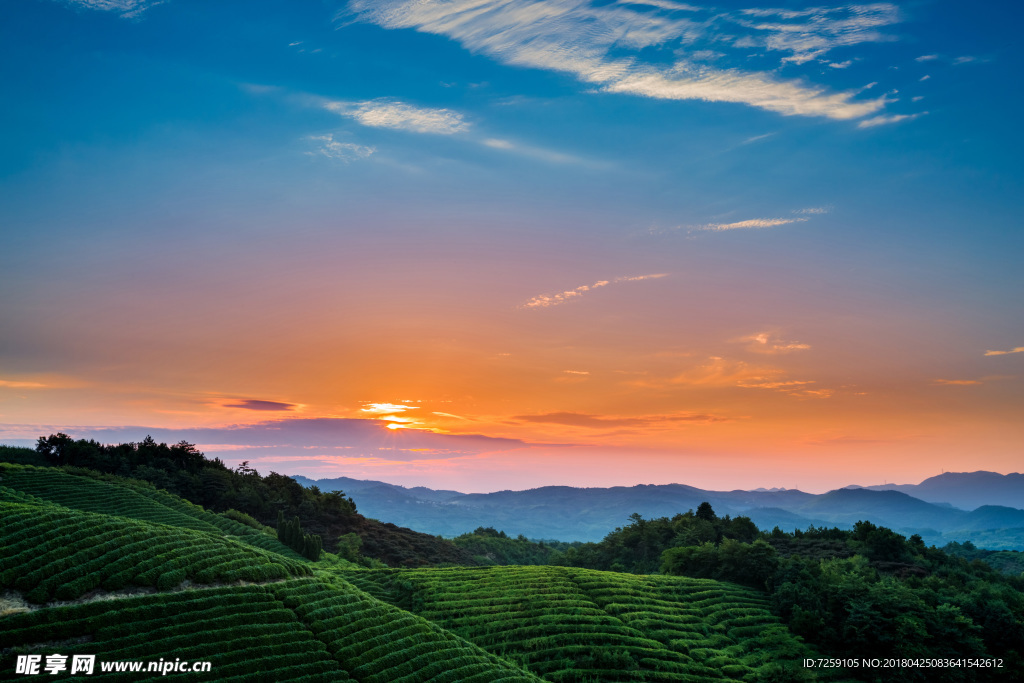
[{"x1": 0, "y1": 438, "x2": 475, "y2": 567}]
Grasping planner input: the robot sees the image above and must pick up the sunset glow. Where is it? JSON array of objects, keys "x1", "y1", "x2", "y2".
[{"x1": 1, "y1": 0, "x2": 1021, "y2": 493}]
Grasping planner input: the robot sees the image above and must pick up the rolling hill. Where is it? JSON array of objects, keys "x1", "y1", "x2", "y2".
[{"x1": 0, "y1": 463, "x2": 827, "y2": 682}]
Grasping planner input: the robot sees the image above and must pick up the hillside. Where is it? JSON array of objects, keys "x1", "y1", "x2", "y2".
[
  {"x1": 2, "y1": 463, "x2": 829, "y2": 682},
  {"x1": 5, "y1": 438, "x2": 477, "y2": 567}
]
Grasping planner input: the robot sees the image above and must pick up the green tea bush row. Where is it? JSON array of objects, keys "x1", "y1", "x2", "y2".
[
  {"x1": 271, "y1": 578, "x2": 541, "y2": 682},
  {"x1": 1, "y1": 464, "x2": 304, "y2": 561},
  {"x1": 1, "y1": 503, "x2": 310, "y2": 602}
]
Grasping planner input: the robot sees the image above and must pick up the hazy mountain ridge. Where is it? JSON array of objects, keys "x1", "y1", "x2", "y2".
[
  {"x1": 854, "y1": 471, "x2": 1024, "y2": 510},
  {"x1": 295, "y1": 472, "x2": 1024, "y2": 549}
]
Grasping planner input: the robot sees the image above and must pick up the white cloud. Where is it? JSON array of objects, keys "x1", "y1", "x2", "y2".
[
  {"x1": 307, "y1": 134, "x2": 375, "y2": 161},
  {"x1": 733, "y1": 4, "x2": 900, "y2": 65},
  {"x1": 619, "y1": 0, "x2": 702, "y2": 11},
  {"x1": 829, "y1": 60, "x2": 852, "y2": 69},
  {"x1": 698, "y1": 217, "x2": 807, "y2": 231},
  {"x1": 919, "y1": 74, "x2": 931, "y2": 81},
  {"x1": 857, "y1": 112, "x2": 926, "y2": 128},
  {"x1": 325, "y1": 99, "x2": 469, "y2": 134},
  {"x1": 522, "y1": 273, "x2": 667, "y2": 308},
  {"x1": 64, "y1": 0, "x2": 162, "y2": 18},
  {"x1": 344, "y1": 0, "x2": 895, "y2": 121},
  {"x1": 793, "y1": 206, "x2": 831, "y2": 215},
  {"x1": 915, "y1": 54, "x2": 938, "y2": 62}
]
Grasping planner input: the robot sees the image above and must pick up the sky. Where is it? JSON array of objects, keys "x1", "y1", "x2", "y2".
[{"x1": 1, "y1": 0, "x2": 1022, "y2": 493}]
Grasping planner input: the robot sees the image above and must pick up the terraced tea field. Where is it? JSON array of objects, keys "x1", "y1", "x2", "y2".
[
  {"x1": 1, "y1": 464, "x2": 830, "y2": 681},
  {"x1": 341, "y1": 565, "x2": 819, "y2": 682},
  {"x1": 0, "y1": 464, "x2": 302, "y2": 559},
  {"x1": 1, "y1": 579, "x2": 540, "y2": 682},
  {"x1": 0, "y1": 499, "x2": 311, "y2": 602}
]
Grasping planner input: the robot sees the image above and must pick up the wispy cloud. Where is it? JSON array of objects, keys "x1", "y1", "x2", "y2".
[
  {"x1": 857, "y1": 112, "x2": 926, "y2": 128},
  {"x1": 697, "y1": 217, "x2": 807, "y2": 231},
  {"x1": 736, "y1": 331, "x2": 811, "y2": 354},
  {"x1": 932, "y1": 379, "x2": 982, "y2": 386},
  {"x1": 737, "y1": 377, "x2": 832, "y2": 398},
  {"x1": 432, "y1": 411, "x2": 470, "y2": 420},
  {"x1": 324, "y1": 99, "x2": 469, "y2": 134},
  {"x1": 224, "y1": 399, "x2": 298, "y2": 411},
  {"x1": 660, "y1": 355, "x2": 828, "y2": 397},
  {"x1": 984, "y1": 346, "x2": 1024, "y2": 356},
  {"x1": 915, "y1": 54, "x2": 938, "y2": 62},
  {"x1": 0, "y1": 379, "x2": 48, "y2": 389},
  {"x1": 668, "y1": 356, "x2": 776, "y2": 388},
  {"x1": 513, "y1": 411, "x2": 728, "y2": 428},
  {"x1": 732, "y1": 4, "x2": 899, "y2": 65},
  {"x1": 522, "y1": 273, "x2": 667, "y2": 309},
  {"x1": 307, "y1": 134, "x2": 375, "y2": 161},
  {"x1": 63, "y1": 0, "x2": 163, "y2": 19},
  {"x1": 740, "y1": 132, "x2": 776, "y2": 145},
  {"x1": 481, "y1": 138, "x2": 596, "y2": 166},
  {"x1": 344, "y1": 1, "x2": 895, "y2": 121}
]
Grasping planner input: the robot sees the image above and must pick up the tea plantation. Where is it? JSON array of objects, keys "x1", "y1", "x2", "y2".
[
  {"x1": 0, "y1": 462, "x2": 832, "y2": 681},
  {"x1": 340, "y1": 565, "x2": 819, "y2": 682}
]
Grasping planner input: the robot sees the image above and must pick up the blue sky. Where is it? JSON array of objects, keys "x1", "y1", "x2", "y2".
[{"x1": 1, "y1": 0, "x2": 1021, "y2": 491}]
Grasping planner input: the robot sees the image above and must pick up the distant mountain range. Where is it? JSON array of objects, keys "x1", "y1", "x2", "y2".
[
  {"x1": 291, "y1": 471, "x2": 1024, "y2": 550},
  {"x1": 851, "y1": 471, "x2": 1024, "y2": 510}
]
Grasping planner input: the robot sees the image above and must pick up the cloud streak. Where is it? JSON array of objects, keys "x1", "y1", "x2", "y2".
[
  {"x1": 522, "y1": 273, "x2": 667, "y2": 309},
  {"x1": 737, "y1": 331, "x2": 811, "y2": 354},
  {"x1": 513, "y1": 411, "x2": 728, "y2": 428},
  {"x1": 14, "y1": 419, "x2": 542, "y2": 463},
  {"x1": 344, "y1": 0, "x2": 895, "y2": 121},
  {"x1": 697, "y1": 217, "x2": 807, "y2": 231},
  {"x1": 0, "y1": 379, "x2": 48, "y2": 388},
  {"x1": 324, "y1": 99, "x2": 469, "y2": 134},
  {"x1": 224, "y1": 399, "x2": 298, "y2": 411},
  {"x1": 307, "y1": 134, "x2": 375, "y2": 161},
  {"x1": 984, "y1": 346, "x2": 1024, "y2": 356},
  {"x1": 62, "y1": 0, "x2": 163, "y2": 19},
  {"x1": 857, "y1": 112, "x2": 926, "y2": 128}
]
